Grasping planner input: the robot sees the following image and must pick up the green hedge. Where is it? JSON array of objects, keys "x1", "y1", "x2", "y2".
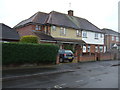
[
  {"x1": 20, "y1": 35, "x2": 39, "y2": 43},
  {"x1": 2, "y1": 42, "x2": 59, "y2": 65}
]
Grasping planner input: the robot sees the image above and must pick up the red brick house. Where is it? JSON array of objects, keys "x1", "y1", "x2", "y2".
[
  {"x1": 102, "y1": 28, "x2": 120, "y2": 51},
  {"x1": 14, "y1": 10, "x2": 109, "y2": 62}
]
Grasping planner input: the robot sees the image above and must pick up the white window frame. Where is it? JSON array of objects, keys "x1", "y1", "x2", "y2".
[
  {"x1": 116, "y1": 37, "x2": 119, "y2": 42},
  {"x1": 35, "y1": 25, "x2": 41, "y2": 30},
  {"x1": 95, "y1": 46, "x2": 98, "y2": 52},
  {"x1": 87, "y1": 45, "x2": 90, "y2": 52},
  {"x1": 99, "y1": 46, "x2": 103, "y2": 52},
  {"x1": 100, "y1": 33, "x2": 103, "y2": 38},
  {"x1": 63, "y1": 28, "x2": 66, "y2": 35},
  {"x1": 60, "y1": 27, "x2": 66, "y2": 36},
  {"x1": 39, "y1": 26, "x2": 41, "y2": 30},
  {"x1": 83, "y1": 45, "x2": 86, "y2": 52},
  {"x1": 35, "y1": 25, "x2": 39, "y2": 30},
  {"x1": 76, "y1": 30, "x2": 81, "y2": 37},
  {"x1": 52, "y1": 26, "x2": 56, "y2": 31},
  {"x1": 95, "y1": 33, "x2": 99, "y2": 39},
  {"x1": 82, "y1": 31, "x2": 87, "y2": 38},
  {"x1": 112, "y1": 36, "x2": 114, "y2": 41}
]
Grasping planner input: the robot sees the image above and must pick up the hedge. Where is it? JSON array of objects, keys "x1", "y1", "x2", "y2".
[
  {"x1": 20, "y1": 35, "x2": 39, "y2": 43},
  {"x1": 2, "y1": 42, "x2": 59, "y2": 65}
]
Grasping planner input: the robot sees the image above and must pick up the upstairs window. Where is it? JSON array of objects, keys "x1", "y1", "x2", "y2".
[
  {"x1": 100, "y1": 33, "x2": 103, "y2": 38},
  {"x1": 76, "y1": 30, "x2": 81, "y2": 37},
  {"x1": 82, "y1": 31, "x2": 87, "y2": 38},
  {"x1": 112, "y1": 36, "x2": 114, "y2": 41},
  {"x1": 116, "y1": 37, "x2": 119, "y2": 42},
  {"x1": 52, "y1": 26, "x2": 56, "y2": 31},
  {"x1": 95, "y1": 33, "x2": 98, "y2": 39},
  {"x1": 35, "y1": 25, "x2": 41, "y2": 30},
  {"x1": 60, "y1": 27, "x2": 66, "y2": 36}
]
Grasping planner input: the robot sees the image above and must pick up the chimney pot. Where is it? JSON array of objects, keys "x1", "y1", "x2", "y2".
[{"x1": 68, "y1": 10, "x2": 73, "y2": 16}]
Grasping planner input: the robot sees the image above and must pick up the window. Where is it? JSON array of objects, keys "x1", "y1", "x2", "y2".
[
  {"x1": 87, "y1": 45, "x2": 90, "y2": 52},
  {"x1": 116, "y1": 37, "x2": 118, "y2": 41},
  {"x1": 35, "y1": 25, "x2": 39, "y2": 30},
  {"x1": 95, "y1": 46, "x2": 98, "y2": 52},
  {"x1": 60, "y1": 27, "x2": 66, "y2": 36},
  {"x1": 52, "y1": 26, "x2": 56, "y2": 31},
  {"x1": 76, "y1": 30, "x2": 81, "y2": 37},
  {"x1": 83, "y1": 45, "x2": 86, "y2": 52},
  {"x1": 35, "y1": 25, "x2": 41, "y2": 30},
  {"x1": 63, "y1": 28, "x2": 66, "y2": 35},
  {"x1": 112, "y1": 36, "x2": 114, "y2": 41},
  {"x1": 99, "y1": 46, "x2": 103, "y2": 52},
  {"x1": 82, "y1": 31, "x2": 87, "y2": 38},
  {"x1": 100, "y1": 33, "x2": 103, "y2": 38},
  {"x1": 95, "y1": 33, "x2": 98, "y2": 39}
]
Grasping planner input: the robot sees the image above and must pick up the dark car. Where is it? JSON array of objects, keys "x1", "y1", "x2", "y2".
[{"x1": 58, "y1": 49, "x2": 74, "y2": 63}]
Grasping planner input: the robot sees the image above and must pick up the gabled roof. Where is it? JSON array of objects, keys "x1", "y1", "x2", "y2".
[
  {"x1": 47, "y1": 11, "x2": 102, "y2": 33},
  {"x1": 0, "y1": 23, "x2": 20, "y2": 40},
  {"x1": 14, "y1": 12, "x2": 49, "y2": 28},
  {"x1": 102, "y1": 28, "x2": 119, "y2": 36},
  {"x1": 14, "y1": 11, "x2": 103, "y2": 33},
  {"x1": 46, "y1": 11, "x2": 79, "y2": 29}
]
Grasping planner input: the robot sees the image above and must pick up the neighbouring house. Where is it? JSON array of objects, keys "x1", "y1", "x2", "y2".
[
  {"x1": 102, "y1": 28, "x2": 120, "y2": 52},
  {"x1": 14, "y1": 10, "x2": 106, "y2": 61},
  {"x1": 0, "y1": 23, "x2": 20, "y2": 42}
]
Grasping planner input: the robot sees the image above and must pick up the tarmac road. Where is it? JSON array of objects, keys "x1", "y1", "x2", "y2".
[{"x1": 2, "y1": 60, "x2": 119, "y2": 88}]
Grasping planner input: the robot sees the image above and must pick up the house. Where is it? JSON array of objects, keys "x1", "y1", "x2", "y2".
[
  {"x1": 102, "y1": 28, "x2": 120, "y2": 51},
  {"x1": 0, "y1": 23, "x2": 20, "y2": 42},
  {"x1": 14, "y1": 10, "x2": 105, "y2": 61}
]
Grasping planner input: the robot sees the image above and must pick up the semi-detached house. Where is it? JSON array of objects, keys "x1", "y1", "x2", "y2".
[
  {"x1": 14, "y1": 10, "x2": 106, "y2": 61},
  {"x1": 102, "y1": 28, "x2": 120, "y2": 51}
]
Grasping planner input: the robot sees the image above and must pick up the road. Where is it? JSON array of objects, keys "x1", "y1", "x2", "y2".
[{"x1": 2, "y1": 60, "x2": 119, "y2": 88}]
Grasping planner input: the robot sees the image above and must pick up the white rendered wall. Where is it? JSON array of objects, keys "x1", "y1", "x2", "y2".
[{"x1": 82, "y1": 30, "x2": 104, "y2": 45}]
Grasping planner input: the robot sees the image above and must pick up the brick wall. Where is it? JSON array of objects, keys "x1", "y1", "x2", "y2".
[
  {"x1": 90, "y1": 44, "x2": 95, "y2": 53},
  {"x1": 16, "y1": 25, "x2": 35, "y2": 37},
  {"x1": 99, "y1": 52, "x2": 114, "y2": 60},
  {"x1": 79, "y1": 54, "x2": 96, "y2": 62}
]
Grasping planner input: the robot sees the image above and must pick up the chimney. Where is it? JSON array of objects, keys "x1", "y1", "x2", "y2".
[{"x1": 68, "y1": 10, "x2": 73, "y2": 16}]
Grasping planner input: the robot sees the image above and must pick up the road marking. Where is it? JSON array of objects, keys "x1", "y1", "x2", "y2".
[
  {"x1": 54, "y1": 85, "x2": 62, "y2": 88},
  {"x1": 60, "y1": 83, "x2": 67, "y2": 86},
  {"x1": 75, "y1": 80, "x2": 84, "y2": 82}
]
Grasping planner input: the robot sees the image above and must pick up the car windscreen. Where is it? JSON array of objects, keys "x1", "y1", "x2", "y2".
[{"x1": 65, "y1": 50, "x2": 73, "y2": 54}]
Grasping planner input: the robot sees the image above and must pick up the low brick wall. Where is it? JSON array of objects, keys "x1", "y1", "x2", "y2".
[
  {"x1": 99, "y1": 53, "x2": 114, "y2": 60},
  {"x1": 79, "y1": 55, "x2": 96, "y2": 62}
]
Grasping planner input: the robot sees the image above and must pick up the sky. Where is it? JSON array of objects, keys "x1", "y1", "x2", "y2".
[{"x1": 0, "y1": 0, "x2": 119, "y2": 32}]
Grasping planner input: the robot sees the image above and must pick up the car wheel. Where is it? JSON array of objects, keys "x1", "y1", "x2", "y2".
[
  {"x1": 59, "y1": 58, "x2": 64, "y2": 63},
  {"x1": 69, "y1": 59, "x2": 73, "y2": 62}
]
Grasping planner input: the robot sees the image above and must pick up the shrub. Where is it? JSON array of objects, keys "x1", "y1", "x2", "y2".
[
  {"x1": 2, "y1": 42, "x2": 59, "y2": 65},
  {"x1": 64, "y1": 44, "x2": 75, "y2": 53},
  {"x1": 20, "y1": 35, "x2": 39, "y2": 43}
]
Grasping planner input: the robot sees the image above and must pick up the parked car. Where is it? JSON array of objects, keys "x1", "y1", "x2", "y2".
[{"x1": 58, "y1": 49, "x2": 74, "y2": 63}]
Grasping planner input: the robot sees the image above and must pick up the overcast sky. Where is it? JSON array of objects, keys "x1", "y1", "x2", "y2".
[{"x1": 0, "y1": 0, "x2": 119, "y2": 32}]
